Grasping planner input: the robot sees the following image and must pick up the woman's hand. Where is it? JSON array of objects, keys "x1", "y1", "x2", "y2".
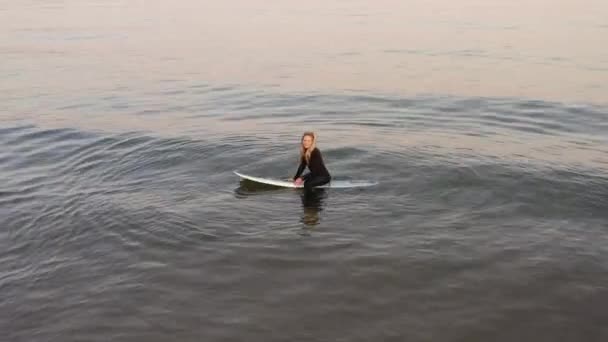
[{"x1": 294, "y1": 177, "x2": 304, "y2": 185}]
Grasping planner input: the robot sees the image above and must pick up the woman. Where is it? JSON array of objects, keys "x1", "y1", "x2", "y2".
[{"x1": 293, "y1": 131, "x2": 331, "y2": 190}]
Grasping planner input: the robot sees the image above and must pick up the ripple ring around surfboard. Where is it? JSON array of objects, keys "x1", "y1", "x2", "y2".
[{"x1": 234, "y1": 171, "x2": 378, "y2": 189}]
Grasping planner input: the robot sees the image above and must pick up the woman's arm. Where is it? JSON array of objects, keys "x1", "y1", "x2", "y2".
[{"x1": 293, "y1": 158, "x2": 306, "y2": 180}]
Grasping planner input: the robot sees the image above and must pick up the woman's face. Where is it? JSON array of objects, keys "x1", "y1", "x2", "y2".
[{"x1": 302, "y1": 135, "x2": 313, "y2": 149}]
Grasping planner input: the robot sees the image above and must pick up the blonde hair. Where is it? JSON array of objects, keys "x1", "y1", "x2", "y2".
[{"x1": 299, "y1": 131, "x2": 317, "y2": 164}]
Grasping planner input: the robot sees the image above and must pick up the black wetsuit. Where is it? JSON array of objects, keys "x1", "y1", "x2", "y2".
[{"x1": 293, "y1": 148, "x2": 331, "y2": 190}]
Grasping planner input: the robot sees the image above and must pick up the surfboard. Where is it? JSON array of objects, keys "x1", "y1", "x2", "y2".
[{"x1": 234, "y1": 171, "x2": 377, "y2": 189}]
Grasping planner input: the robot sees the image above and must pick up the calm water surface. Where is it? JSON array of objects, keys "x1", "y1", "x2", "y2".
[{"x1": 1, "y1": 1, "x2": 608, "y2": 341}]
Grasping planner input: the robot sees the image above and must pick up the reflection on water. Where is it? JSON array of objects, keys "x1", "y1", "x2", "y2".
[
  {"x1": 299, "y1": 188, "x2": 328, "y2": 227},
  {"x1": 234, "y1": 179, "x2": 284, "y2": 196},
  {"x1": 234, "y1": 179, "x2": 328, "y2": 228}
]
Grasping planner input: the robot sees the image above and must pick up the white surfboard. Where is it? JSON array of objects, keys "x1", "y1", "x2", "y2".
[{"x1": 234, "y1": 171, "x2": 377, "y2": 189}]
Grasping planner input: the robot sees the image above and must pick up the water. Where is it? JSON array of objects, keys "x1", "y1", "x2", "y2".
[{"x1": 2, "y1": 1, "x2": 608, "y2": 341}]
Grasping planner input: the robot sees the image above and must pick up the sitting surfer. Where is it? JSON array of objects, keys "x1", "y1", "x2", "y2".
[{"x1": 293, "y1": 131, "x2": 331, "y2": 190}]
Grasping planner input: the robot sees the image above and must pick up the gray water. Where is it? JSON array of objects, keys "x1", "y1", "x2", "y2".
[{"x1": 2, "y1": 1, "x2": 608, "y2": 341}]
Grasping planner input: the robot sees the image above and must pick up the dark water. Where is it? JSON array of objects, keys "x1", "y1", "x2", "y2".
[
  {"x1": 2, "y1": 86, "x2": 608, "y2": 341},
  {"x1": 2, "y1": 1, "x2": 608, "y2": 341}
]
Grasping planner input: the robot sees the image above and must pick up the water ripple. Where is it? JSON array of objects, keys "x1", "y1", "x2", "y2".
[{"x1": 2, "y1": 89, "x2": 608, "y2": 342}]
